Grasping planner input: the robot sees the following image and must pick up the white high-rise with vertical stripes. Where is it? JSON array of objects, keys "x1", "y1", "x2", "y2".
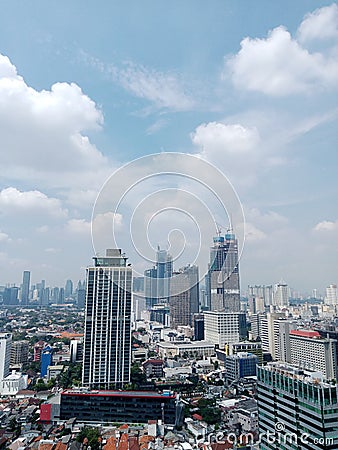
[{"x1": 82, "y1": 249, "x2": 132, "y2": 389}]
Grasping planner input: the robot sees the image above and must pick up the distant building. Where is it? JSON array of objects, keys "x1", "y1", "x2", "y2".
[
  {"x1": 142, "y1": 359, "x2": 164, "y2": 379},
  {"x1": 3, "y1": 287, "x2": 19, "y2": 305},
  {"x1": 273, "y1": 281, "x2": 289, "y2": 309},
  {"x1": 204, "y1": 311, "x2": 247, "y2": 348},
  {"x1": 150, "y1": 304, "x2": 170, "y2": 326},
  {"x1": 258, "y1": 312, "x2": 285, "y2": 357},
  {"x1": 21, "y1": 271, "x2": 30, "y2": 305},
  {"x1": 289, "y1": 330, "x2": 337, "y2": 379},
  {"x1": 10, "y1": 341, "x2": 29, "y2": 365},
  {"x1": 273, "y1": 318, "x2": 297, "y2": 362},
  {"x1": 58, "y1": 287, "x2": 65, "y2": 305},
  {"x1": 248, "y1": 284, "x2": 273, "y2": 307},
  {"x1": 194, "y1": 314, "x2": 205, "y2": 341},
  {"x1": 76, "y1": 280, "x2": 86, "y2": 309},
  {"x1": 40, "y1": 345, "x2": 53, "y2": 377},
  {"x1": 206, "y1": 231, "x2": 240, "y2": 312},
  {"x1": 169, "y1": 265, "x2": 199, "y2": 327},
  {"x1": 144, "y1": 248, "x2": 173, "y2": 308},
  {"x1": 0, "y1": 371, "x2": 28, "y2": 396},
  {"x1": 69, "y1": 339, "x2": 83, "y2": 364},
  {"x1": 157, "y1": 340, "x2": 215, "y2": 359},
  {"x1": 325, "y1": 284, "x2": 338, "y2": 306},
  {"x1": 257, "y1": 363, "x2": 338, "y2": 450},
  {"x1": 34, "y1": 341, "x2": 45, "y2": 362},
  {"x1": 65, "y1": 279, "x2": 73, "y2": 298},
  {"x1": 60, "y1": 390, "x2": 178, "y2": 425},
  {"x1": 0, "y1": 333, "x2": 12, "y2": 379},
  {"x1": 225, "y1": 352, "x2": 258, "y2": 382},
  {"x1": 227, "y1": 341, "x2": 263, "y2": 365},
  {"x1": 47, "y1": 365, "x2": 64, "y2": 381}
]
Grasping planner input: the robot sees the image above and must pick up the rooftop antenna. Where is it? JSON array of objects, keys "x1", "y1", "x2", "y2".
[{"x1": 227, "y1": 213, "x2": 233, "y2": 233}]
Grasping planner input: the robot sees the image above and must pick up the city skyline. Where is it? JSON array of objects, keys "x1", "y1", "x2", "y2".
[{"x1": 0, "y1": 2, "x2": 338, "y2": 293}]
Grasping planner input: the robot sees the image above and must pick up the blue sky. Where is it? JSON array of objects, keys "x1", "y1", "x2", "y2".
[{"x1": 0, "y1": 1, "x2": 338, "y2": 296}]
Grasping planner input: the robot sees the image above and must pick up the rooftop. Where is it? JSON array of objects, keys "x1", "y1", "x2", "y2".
[
  {"x1": 62, "y1": 389, "x2": 176, "y2": 399},
  {"x1": 260, "y1": 362, "x2": 335, "y2": 387},
  {"x1": 290, "y1": 330, "x2": 321, "y2": 338}
]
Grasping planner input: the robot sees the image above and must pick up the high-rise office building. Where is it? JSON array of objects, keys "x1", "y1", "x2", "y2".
[
  {"x1": 58, "y1": 287, "x2": 65, "y2": 305},
  {"x1": 258, "y1": 312, "x2": 287, "y2": 358},
  {"x1": 21, "y1": 271, "x2": 30, "y2": 305},
  {"x1": 257, "y1": 362, "x2": 338, "y2": 450},
  {"x1": 3, "y1": 287, "x2": 19, "y2": 305},
  {"x1": 0, "y1": 333, "x2": 12, "y2": 380},
  {"x1": 82, "y1": 249, "x2": 132, "y2": 389},
  {"x1": 65, "y1": 279, "x2": 73, "y2": 298},
  {"x1": 169, "y1": 265, "x2": 199, "y2": 327},
  {"x1": 273, "y1": 280, "x2": 289, "y2": 309},
  {"x1": 325, "y1": 284, "x2": 338, "y2": 306},
  {"x1": 289, "y1": 330, "x2": 337, "y2": 379},
  {"x1": 41, "y1": 345, "x2": 53, "y2": 377},
  {"x1": 206, "y1": 231, "x2": 240, "y2": 312},
  {"x1": 194, "y1": 314, "x2": 205, "y2": 341},
  {"x1": 204, "y1": 311, "x2": 247, "y2": 348},
  {"x1": 76, "y1": 281, "x2": 86, "y2": 309},
  {"x1": 248, "y1": 284, "x2": 273, "y2": 307},
  {"x1": 144, "y1": 247, "x2": 173, "y2": 308},
  {"x1": 10, "y1": 340, "x2": 29, "y2": 365}
]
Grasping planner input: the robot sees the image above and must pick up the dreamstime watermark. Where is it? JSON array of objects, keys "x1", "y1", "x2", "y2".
[
  {"x1": 176, "y1": 422, "x2": 334, "y2": 448},
  {"x1": 91, "y1": 153, "x2": 245, "y2": 297}
]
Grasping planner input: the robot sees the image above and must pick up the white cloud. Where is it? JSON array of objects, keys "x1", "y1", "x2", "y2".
[
  {"x1": 0, "y1": 187, "x2": 67, "y2": 218},
  {"x1": 298, "y1": 3, "x2": 338, "y2": 43},
  {"x1": 0, "y1": 231, "x2": 10, "y2": 242},
  {"x1": 191, "y1": 122, "x2": 261, "y2": 187},
  {"x1": 191, "y1": 122, "x2": 259, "y2": 154},
  {"x1": 146, "y1": 118, "x2": 169, "y2": 135},
  {"x1": 45, "y1": 247, "x2": 61, "y2": 253},
  {"x1": 80, "y1": 51, "x2": 195, "y2": 112},
  {"x1": 244, "y1": 223, "x2": 266, "y2": 242},
  {"x1": 66, "y1": 218, "x2": 91, "y2": 235},
  {"x1": 117, "y1": 62, "x2": 194, "y2": 111},
  {"x1": 226, "y1": 4, "x2": 338, "y2": 96},
  {"x1": 0, "y1": 53, "x2": 110, "y2": 190},
  {"x1": 314, "y1": 220, "x2": 338, "y2": 232}
]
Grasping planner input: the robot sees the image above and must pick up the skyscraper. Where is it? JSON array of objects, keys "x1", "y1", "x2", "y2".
[
  {"x1": 21, "y1": 271, "x2": 30, "y2": 305},
  {"x1": 169, "y1": 265, "x2": 199, "y2": 327},
  {"x1": 273, "y1": 280, "x2": 289, "y2": 309},
  {"x1": 65, "y1": 279, "x2": 73, "y2": 298},
  {"x1": 144, "y1": 247, "x2": 173, "y2": 308},
  {"x1": 325, "y1": 284, "x2": 338, "y2": 306},
  {"x1": 82, "y1": 249, "x2": 132, "y2": 389},
  {"x1": 207, "y1": 230, "x2": 240, "y2": 312},
  {"x1": 0, "y1": 333, "x2": 12, "y2": 380},
  {"x1": 257, "y1": 363, "x2": 338, "y2": 450}
]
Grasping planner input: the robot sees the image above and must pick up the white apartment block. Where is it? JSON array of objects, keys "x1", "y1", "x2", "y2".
[
  {"x1": 204, "y1": 311, "x2": 247, "y2": 348},
  {"x1": 157, "y1": 340, "x2": 215, "y2": 359},
  {"x1": 289, "y1": 330, "x2": 337, "y2": 379},
  {"x1": 0, "y1": 333, "x2": 12, "y2": 380}
]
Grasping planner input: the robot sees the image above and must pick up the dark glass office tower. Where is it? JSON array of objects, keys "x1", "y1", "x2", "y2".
[
  {"x1": 82, "y1": 249, "x2": 132, "y2": 389},
  {"x1": 207, "y1": 230, "x2": 240, "y2": 312},
  {"x1": 144, "y1": 247, "x2": 173, "y2": 308},
  {"x1": 21, "y1": 271, "x2": 30, "y2": 305}
]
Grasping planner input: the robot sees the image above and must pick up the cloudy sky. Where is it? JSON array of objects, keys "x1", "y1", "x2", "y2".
[{"x1": 0, "y1": 1, "x2": 338, "y2": 296}]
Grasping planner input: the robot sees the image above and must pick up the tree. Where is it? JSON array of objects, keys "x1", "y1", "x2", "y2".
[
  {"x1": 76, "y1": 427, "x2": 101, "y2": 450},
  {"x1": 197, "y1": 397, "x2": 221, "y2": 425},
  {"x1": 57, "y1": 364, "x2": 82, "y2": 389},
  {"x1": 130, "y1": 362, "x2": 147, "y2": 387}
]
